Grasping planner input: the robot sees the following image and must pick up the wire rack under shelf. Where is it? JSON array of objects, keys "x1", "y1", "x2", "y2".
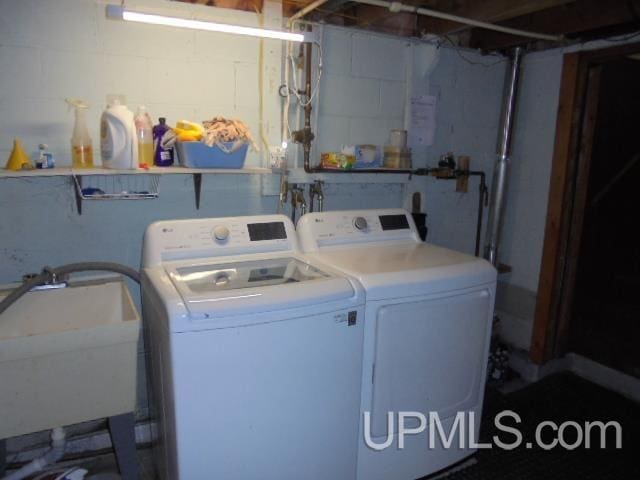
[{"x1": 72, "y1": 174, "x2": 160, "y2": 200}]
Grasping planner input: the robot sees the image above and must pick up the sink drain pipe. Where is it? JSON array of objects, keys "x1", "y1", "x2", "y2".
[
  {"x1": 484, "y1": 47, "x2": 523, "y2": 266},
  {"x1": 2, "y1": 428, "x2": 66, "y2": 480},
  {"x1": 0, "y1": 262, "x2": 141, "y2": 317}
]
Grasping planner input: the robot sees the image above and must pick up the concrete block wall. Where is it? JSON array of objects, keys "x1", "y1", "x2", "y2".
[
  {"x1": 0, "y1": 0, "x2": 283, "y2": 167},
  {"x1": 0, "y1": 1, "x2": 516, "y2": 456},
  {"x1": 419, "y1": 49, "x2": 506, "y2": 255},
  {"x1": 314, "y1": 28, "x2": 409, "y2": 157},
  {"x1": 494, "y1": 51, "x2": 562, "y2": 351}
]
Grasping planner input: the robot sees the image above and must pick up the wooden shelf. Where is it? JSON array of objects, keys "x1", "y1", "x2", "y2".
[
  {"x1": 0, "y1": 166, "x2": 271, "y2": 177},
  {"x1": 0, "y1": 166, "x2": 272, "y2": 214}
]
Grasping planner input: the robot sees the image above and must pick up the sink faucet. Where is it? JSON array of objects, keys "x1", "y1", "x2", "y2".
[
  {"x1": 290, "y1": 185, "x2": 306, "y2": 224},
  {"x1": 23, "y1": 272, "x2": 68, "y2": 291}
]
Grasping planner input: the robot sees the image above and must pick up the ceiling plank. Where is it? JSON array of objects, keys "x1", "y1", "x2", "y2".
[
  {"x1": 353, "y1": 5, "x2": 417, "y2": 36},
  {"x1": 174, "y1": 0, "x2": 263, "y2": 13},
  {"x1": 310, "y1": 0, "x2": 354, "y2": 20},
  {"x1": 468, "y1": 0, "x2": 640, "y2": 50},
  {"x1": 419, "y1": 0, "x2": 576, "y2": 36}
]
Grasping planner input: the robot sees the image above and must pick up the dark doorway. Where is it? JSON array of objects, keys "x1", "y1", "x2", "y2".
[
  {"x1": 569, "y1": 58, "x2": 640, "y2": 378},
  {"x1": 532, "y1": 42, "x2": 640, "y2": 367}
]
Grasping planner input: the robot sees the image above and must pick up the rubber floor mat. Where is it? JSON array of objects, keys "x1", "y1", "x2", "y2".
[{"x1": 432, "y1": 372, "x2": 640, "y2": 480}]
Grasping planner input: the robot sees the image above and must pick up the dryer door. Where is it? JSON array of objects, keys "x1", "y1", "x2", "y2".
[{"x1": 370, "y1": 287, "x2": 493, "y2": 437}]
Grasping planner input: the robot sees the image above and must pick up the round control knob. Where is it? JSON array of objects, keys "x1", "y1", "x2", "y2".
[
  {"x1": 354, "y1": 217, "x2": 368, "y2": 231},
  {"x1": 213, "y1": 225, "x2": 230, "y2": 242}
]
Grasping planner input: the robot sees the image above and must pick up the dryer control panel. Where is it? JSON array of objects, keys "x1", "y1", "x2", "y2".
[
  {"x1": 297, "y1": 209, "x2": 421, "y2": 251},
  {"x1": 143, "y1": 215, "x2": 297, "y2": 267}
]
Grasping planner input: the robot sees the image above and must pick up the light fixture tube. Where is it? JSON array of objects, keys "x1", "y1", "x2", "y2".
[{"x1": 106, "y1": 5, "x2": 305, "y2": 42}]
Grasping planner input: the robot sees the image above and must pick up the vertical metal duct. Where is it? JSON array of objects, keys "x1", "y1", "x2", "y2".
[{"x1": 484, "y1": 47, "x2": 523, "y2": 266}]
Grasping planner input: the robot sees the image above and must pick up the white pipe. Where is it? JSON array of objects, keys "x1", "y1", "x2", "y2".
[
  {"x1": 353, "y1": 0, "x2": 562, "y2": 42},
  {"x1": 3, "y1": 428, "x2": 66, "y2": 480}
]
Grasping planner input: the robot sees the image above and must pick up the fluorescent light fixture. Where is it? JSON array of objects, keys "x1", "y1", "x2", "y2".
[{"x1": 106, "y1": 5, "x2": 305, "y2": 42}]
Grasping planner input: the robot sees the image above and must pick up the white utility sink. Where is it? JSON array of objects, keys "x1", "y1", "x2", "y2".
[{"x1": 0, "y1": 278, "x2": 140, "y2": 439}]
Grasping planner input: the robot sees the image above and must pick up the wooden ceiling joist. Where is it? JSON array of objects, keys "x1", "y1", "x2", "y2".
[
  {"x1": 417, "y1": 0, "x2": 576, "y2": 36},
  {"x1": 469, "y1": 0, "x2": 640, "y2": 50}
]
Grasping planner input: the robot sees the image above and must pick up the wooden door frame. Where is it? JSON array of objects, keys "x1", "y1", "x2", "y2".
[{"x1": 530, "y1": 41, "x2": 640, "y2": 365}]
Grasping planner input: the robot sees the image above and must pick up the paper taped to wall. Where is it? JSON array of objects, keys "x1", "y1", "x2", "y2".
[{"x1": 409, "y1": 94, "x2": 437, "y2": 147}]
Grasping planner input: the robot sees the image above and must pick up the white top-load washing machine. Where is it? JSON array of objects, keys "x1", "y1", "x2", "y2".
[
  {"x1": 297, "y1": 209, "x2": 497, "y2": 480},
  {"x1": 141, "y1": 214, "x2": 365, "y2": 480}
]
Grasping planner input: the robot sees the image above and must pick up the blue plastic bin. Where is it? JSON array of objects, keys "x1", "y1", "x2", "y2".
[{"x1": 175, "y1": 141, "x2": 249, "y2": 169}]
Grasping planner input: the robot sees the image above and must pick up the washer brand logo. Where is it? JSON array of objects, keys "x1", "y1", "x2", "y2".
[{"x1": 314, "y1": 218, "x2": 323, "y2": 223}]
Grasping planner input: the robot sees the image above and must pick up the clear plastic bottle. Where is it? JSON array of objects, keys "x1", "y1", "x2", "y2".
[
  {"x1": 134, "y1": 106, "x2": 154, "y2": 168},
  {"x1": 66, "y1": 98, "x2": 94, "y2": 168}
]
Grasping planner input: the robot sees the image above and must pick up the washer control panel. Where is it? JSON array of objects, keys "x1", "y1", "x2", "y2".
[
  {"x1": 297, "y1": 209, "x2": 420, "y2": 251},
  {"x1": 143, "y1": 215, "x2": 297, "y2": 267}
]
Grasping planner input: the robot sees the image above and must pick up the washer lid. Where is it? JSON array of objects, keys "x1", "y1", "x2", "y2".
[{"x1": 165, "y1": 257, "x2": 355, "y2": 318}]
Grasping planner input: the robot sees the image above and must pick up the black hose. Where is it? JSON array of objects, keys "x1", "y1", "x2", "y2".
[{"x1": 0, "y1": 262, "x2": 140, "y2": 317}]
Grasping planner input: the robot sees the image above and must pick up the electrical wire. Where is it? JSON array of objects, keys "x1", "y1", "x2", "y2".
[
  {"x1": 430, "y1": 34, "x2": 507, "y2": 67},
  {"x1": 256, "y1": 5, "x2": 269, "y2": 156},
  {"x1": 288, "y1": 41, "x2": 323, "y2": 107}
]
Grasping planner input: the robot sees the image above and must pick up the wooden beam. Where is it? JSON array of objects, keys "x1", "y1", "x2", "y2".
[
  {"x1": 530, "y1": 52, "x2": 583, "y2": 364},
  {"x1": 343, "y1": 5, "x2": 417, "y2": 36},
  {"x1": 552, "y1": 64, "x2": 601, "y2": 358},
  {"x1": 469, "y1": 0, "x2": 640, "y2": 50},
  {"x1": 174, "y1": 0, "x2": 263, "y2": 13},
  {"x1": 418, "y1": 0, "x2": 575, "y2": 36},
  {"x1": 310, "y1": 0, "x2": 354, "y2": 20}
]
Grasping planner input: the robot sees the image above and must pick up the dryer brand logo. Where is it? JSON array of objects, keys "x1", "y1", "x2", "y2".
[
  {"x1": 334, "y1": 311, "x2": 358, "y2": 326},
  {"x1": 363, "y1": 411, "x2": 622, "y2": 451}
]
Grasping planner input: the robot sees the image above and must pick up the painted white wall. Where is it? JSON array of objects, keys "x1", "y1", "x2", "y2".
[
  {"x1": 0, "y1": 1, "x2": 510, "y2": 449},
  {"x1": 0, "y1": 0, "x2": 283, "y2": 167},
  {"x1": 314, "y1": 28, "x2": 411, "y2": 160},
  {"x1": 421, "y1": 48, "x2": 507, "y2": 255},
  {"x1": 499, "y1": 51, "x2": 563, "y2": 293}
]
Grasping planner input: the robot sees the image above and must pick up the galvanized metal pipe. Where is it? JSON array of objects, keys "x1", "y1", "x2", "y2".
[{"x1": 484, "y1": 47, "x2": 523, "y2": 266}]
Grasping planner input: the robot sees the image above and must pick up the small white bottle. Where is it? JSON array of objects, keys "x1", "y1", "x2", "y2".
[{"x1": 100, "y1": 95, "x2": 138, "y2": 169}]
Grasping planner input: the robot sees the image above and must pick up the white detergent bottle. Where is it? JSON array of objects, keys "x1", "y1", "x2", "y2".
[{"x1": 100, "y1": 94, "x2": 138, "y2": 169}]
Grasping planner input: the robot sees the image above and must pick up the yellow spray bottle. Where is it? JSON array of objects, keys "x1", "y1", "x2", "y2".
[{"x1": 66, "y1": 98, "x2": 94, "y2": 168}]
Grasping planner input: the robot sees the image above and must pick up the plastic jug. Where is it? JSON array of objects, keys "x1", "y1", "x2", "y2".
[{"x1": 100, "y1": 95, "x2": 137, "y2": 169}]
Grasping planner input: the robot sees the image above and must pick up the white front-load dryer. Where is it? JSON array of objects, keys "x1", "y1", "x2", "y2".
[
  {"x1": 142, "y1": 214, "x2": 365, "y2": 480},
  {"x1": 297, "y1": 209, "x2": 497, "y2": 480}
]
